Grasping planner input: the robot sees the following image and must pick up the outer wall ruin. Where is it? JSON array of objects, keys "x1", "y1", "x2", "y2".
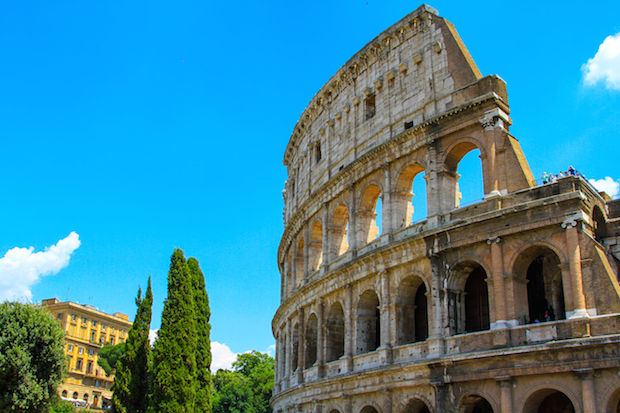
[{"x1": 273, "y1": 5, "x2": 620, "y2": 413}]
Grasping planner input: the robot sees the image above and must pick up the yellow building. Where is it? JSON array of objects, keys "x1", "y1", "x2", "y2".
[{"x1": 42, "y1": 298, "x2": 132, "y2": 409}]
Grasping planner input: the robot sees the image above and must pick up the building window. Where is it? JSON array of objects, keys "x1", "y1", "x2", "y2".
[
  {"x1": 76, "y1": 358, "x2": 83, "y2": 371},
  {"x1": 57, "y1": 313, "x2": 63, "y2": 321},
  {"x1": 91, "y1": 331, "x2": 96, "y2": 342},
  {"x1": 71, "y1": 314, "x2": 77, "y2": 322},
  {"x1": 78, "y1": 347, "x2": 83, "y2": 355},
  {"x1": 92, "y1": 320, "x2": 97, "y2": 327},
  {"x1": 88, "y1": 349, "x2": 94, "y2": 357},
  {"x1": 102, "y1": 323, "x2": 106, "y2": 331},
  {"x1": 109, "y1": 336, "x2": 116, "y2": 345},
  {"x1": 86, "y1": 360, "x2": 93, "y2": 374},
  {"x1": 315, "y1": 142, "x2": 322, "y2": 163},
  {"x1": 61, "y1": 390, "x2": 67, "y2": 398},
  {"x1": 68, "y1": 344, "x2": 73, "y2": 352},
  {"x1": 82, "y1": 317, "x2": 87, "y2": 324},
  {"x1": 95, "y1": 380, "x2": 100, "y2": 388},
  {"x1": 73, "y1": 392, "x2": 78, "y2": 399},
  {"x1": 83, "y1": 393, "x2": 88, "y2": 401},
  {"x1": 364, "y1": 94, "x2": 376, "y2": 120}
]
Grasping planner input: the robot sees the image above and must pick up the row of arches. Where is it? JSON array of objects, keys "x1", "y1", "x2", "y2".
[
  {"x1": 279, "y1": 245, "x2": 571, "y2": 379},
  {"x1": 286, "y1": 146, "x2": 485, "y2": 294},
  {"x1": 291, "y1": 388, "x2": 593, "y2": 413}
]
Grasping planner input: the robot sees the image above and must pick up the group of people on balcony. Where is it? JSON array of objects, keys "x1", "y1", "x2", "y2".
[{"x1": 540, "y1": 165, "x2": 579, "y2": 184}]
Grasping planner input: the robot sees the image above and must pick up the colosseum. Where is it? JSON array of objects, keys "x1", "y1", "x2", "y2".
[{"x1": 272, "y1": 5, "x2": 620, "y2": 413}]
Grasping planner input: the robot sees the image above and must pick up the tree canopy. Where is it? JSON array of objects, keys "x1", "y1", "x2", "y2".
[
  {"x1": 98, "y1": 342, "x2": 126, "y2": 376},
  {"x1": 0, "y1": 302, "x2": 66, "y2": 413},
  {"x1": 212, "y1": 351, "x2": 274, "y2": 413}
]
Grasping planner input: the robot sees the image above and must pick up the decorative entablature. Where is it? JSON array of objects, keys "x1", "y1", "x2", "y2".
[{"x1": 282, "y1": 4, "x2": 440, "y2": 168}]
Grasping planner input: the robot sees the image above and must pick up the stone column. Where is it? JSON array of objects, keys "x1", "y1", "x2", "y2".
[
  {"x1": 285, "y1": 320, "x2": 292, "y2": 382},
  {"x1": 425, "y1": 141, "x2": 440, "y2": 218},
  {"x1": 382, "y1": 163, "x2": 393, "y2": 236},
  {"x1": 349, "y1": 185, "x2": 358, "y2": 253},
  {"x1": 321, "y1": 203, "x2": 330, "y2": 271},
  {"x1": 383, "y1": 388, "x2": 393, "y2": 413},
  {"x1": 304, "y1": 225, "x2": 310, "y2": 283},
  {"x1": 575, "y1": 368, "x2": 597, "y2": 413},
  {"x1": 488, "y1": 237, "x2": 507, "y2": 328},
  {"x1": 343, "y1": 284, "x2": 354, "y2": 371},
  {"x1": 562, "y1": 218, "x2": 588, "y2": 318},
  {"x1": 316, "y1": 298, "x2": 325, "y2": 377},
  {"x1": 297, "y1": 308, "x2": 305, "y2": 383},
  {"x1": 495, "y1": 376, "x2": 513, "y2": 413},
  {"x1": 291, "y1": 248, "x2": 298, "y2": 292},
  {"x1": 380, "y1": 270, "x2": 392, "y2": 348},
  {"x1": 343, "y1": 395, "x2": 352, "y2": 413},
  {"x1": 480, "y1": 115, "x2": 500, "y2": 196}
]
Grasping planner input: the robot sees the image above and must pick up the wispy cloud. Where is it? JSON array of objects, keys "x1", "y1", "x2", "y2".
[
  {"x1": 149, "y1": 329, "x2": 158, "y2": 345},
  {"x1": 582, "y1": 33, "x2": 620, "y2": 90},
  {"x1": 589, "y1": 176, "x2": 620, "y2": 199},
  {"x1": 0, "y1": 232, "x2": 81, "y2": 302},
  {"x1": 211, "y1": 341, "x2": 238, "y2": 371}
]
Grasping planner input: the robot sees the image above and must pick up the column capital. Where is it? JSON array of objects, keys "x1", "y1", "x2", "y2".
[
  {"x1": 561, "y1": 218, "x2": 578, "y2": 229},
  {"x1": 573, "y1": 367, "x2": 595, "y2": 379},
  {"x1": 495, "y1": 374, "x2": 512, "y2": 386},
  {"x1": 487, "y1": 236, "x2": 502, "y2": 245}
]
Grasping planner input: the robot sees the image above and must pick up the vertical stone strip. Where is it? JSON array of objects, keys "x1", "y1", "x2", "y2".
[
  {"x1": 297, "y1": 307, "x2": 305, "y2": 383},
  {"x1": 495, "y1": 376, "x2": 513, "y2": 413},
  {"x1": 344, "y1": 284, "x2": 354, "y2": 371},
  {"x1": 322, "y1": 203, "x2": 329, "y2": 271},
  {"x1": 382, "y1": 163, "x2": 393, "y2": 236},
  {"x1": 317, "y1": 297, "x2": 325, "y2": 377},
  {"x1": 575, "y1": 368, "x2": 597, "y2": 413},
  {"x1": 562, "y1": 218, "x2": 588, "y2": 318},
  {"x1": 488, "y1": 236, "x2": 507, "y2": 328},
  {"x1": 349, "y1": 184, "x2": 358, "y2": 254},
  {"x1": 285, "y1": 319, "x2": 292, "y2": 383}
]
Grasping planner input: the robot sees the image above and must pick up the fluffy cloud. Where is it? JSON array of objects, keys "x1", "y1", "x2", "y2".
[
  {"x1": 589, "y1": 176, "x2": 620, "y2": 199},
  {"x1": 149, "y1": 329, "x2": 159, "y2": 345},
  {"x1": 0, "y1": 232, "x2": 81, "y2": 302},
  {"x1": 211, "y1": 341, "x2": 238, "y2": 371},
  {"x1": 582, "y1": 33, "x2": 620, "y2": 90}
]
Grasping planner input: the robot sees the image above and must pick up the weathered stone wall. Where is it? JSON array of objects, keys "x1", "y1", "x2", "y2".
[{"x1": 273, "y1": 5, "x2": 620, "y2": 413}]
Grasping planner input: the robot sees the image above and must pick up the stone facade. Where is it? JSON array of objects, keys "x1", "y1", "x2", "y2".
[{"x1": 272, "y1": 5, "x2": 620, "y2": 413}]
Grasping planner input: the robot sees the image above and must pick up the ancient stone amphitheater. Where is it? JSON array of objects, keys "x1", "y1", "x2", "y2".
[{"x1": 272, "y1": 5, "x2": 620, "y2": 413}]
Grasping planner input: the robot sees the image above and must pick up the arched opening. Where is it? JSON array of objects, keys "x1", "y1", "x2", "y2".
[
  {"x1": 83, "y1": 393, "x2": 89, "y2": 401},
  {"x1": 396, "y1": 276, "x2": 428, "y2": 345},
  {"x1": 309, "y1": 221, "x2": 323, "y2": 272},
  {"x1": 291, "y1": 323, "x2": 299, "y2": 374},
  {"x1": 514, "y1": 246, "x2": 566, "y2": 324},
  {"x1": 304, "y1": 314, "x2": 318, "y2": 369},
  {"x1": 465, "y1": 266, "x2": 490, "y2": 333},
  {"x1": 462, "y1": 395, "x2": 493, "y2": 413},
  {"x1": 605, "y1": 387, "x2": 620, "y2": 413},
  {"x1": 395, "y1": 164, "x2": 427, "y2": 228},
  {"x1": 295, "y1": 238, "x2": 305, "y2": 286},
  {"x1": 72, "y1": 392, "x2": 78, "y2": 399},
  {"x1": 444, "y1": 141, "x2": 484, "y2": 210},
  {"x1": 359, "y1": 185, "x2": 382, "y2": 244},
  {"x1": 92, "y1": 395, "x2": 99, "y2": 407},
  {"x1": 523, "y1": 389, "x2": 575, "y2": 413},
  {"x1": 326, "y1": 303, "x2": 345, "y2": 362},
  {"x1": 331, "y1": 204, "x2": 350, "y2": 258},
  {"x1": 402, "y1": 398, "x2": 431, "y2": 413},
  {"x1": 448, "y1": 261, "x2": 490, "y2": 334},
  {"x1": 61, "y1": 390, "x2": 67, "y2": 398},
  {"x1": 287, "y1": 250, "x2": 293, "y2": 295},
  {"x1": 356, "y1": 290, "x2": 380, "y2": 354},
  {"x1": 592, "y1": 205, "x2": 607, "y2": 242},
  {"x1": 361, "y1": 407, "x2": 379, "y2": 413}
]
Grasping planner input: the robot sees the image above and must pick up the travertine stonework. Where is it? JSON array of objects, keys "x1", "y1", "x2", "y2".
[{"x1": 272, "y1": 5, "x2": 620, "y2": 413}]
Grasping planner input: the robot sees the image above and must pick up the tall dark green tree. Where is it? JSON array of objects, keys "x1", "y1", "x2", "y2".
[
  {"x1": 111, "y1": 277, "x2": 153, "y2": 413},
  {"x1": 151, "y1": 249, "x2": 197, "y2": 413},
  {"x1": 187, "y1": 257, "x2": 212, "y2": 413}
]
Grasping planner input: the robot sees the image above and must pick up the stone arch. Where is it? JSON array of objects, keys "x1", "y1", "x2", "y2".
[
  {"x1": 356, "y1": 289, "x2": 381, "y2": 354},
  {"x1": 326, "y1": 302, "x2": 345, "y2": 362},
  {"x1": 295, "y1": 238, "x2": 305, "y2": 286},
  {"x1": 604, "y1": 386, "x2": 620, "y2": 413},
  {"x1": 360, "y1": 405, "x2": 381, "y2": 413},
  {"x1": 394, "y1": 163, "x2": 427, "y2": 228},
  {"x1": 73, "y1": 391, "x2": 78, "y2": 399},
  {"x1": 359, "y1": 184, "x2": 383, "y2": 244},
  {"x1": 522, "y1": 388, "x2": 578, "y2": 413},
  {"x1": 442, "y1": 137, "x2": 486, "y2": 210},
  {"x1": 305, "y1": 313, "x2": 318, "y2": 368},
  {"x1": 83, "y1": 393, "x2": 89, "y2": 401},
  {"x1": 513, "y1": 245, "x2": 566, "y2": 324},
  {"x1": 331, "y1": 204, "x2": 350, "y2": 258},
  {"x1": 447, "y1": 260, "x2": 490, "y2": 334},
  {"x1": 401, "y1": 397, "x2": 432, "y2": 413},
  {"x1": 309, "y1": 220, "x2": 323, "y2": 272},
  {"x1": 61, "y1": 390, "x2": 67, "y2": 398},
  {"x1": 291, "y1": 322, "x2": 299, "y2": 373},
  {"x1": 592, "y1": 205, "x2": 607, "y2": 241},
  {"x1": 396, "y1": 275, "x2": 429, "y2": 345},
  {"x1": 459, "y1": 393, "x2": 496, "y2": 413}
]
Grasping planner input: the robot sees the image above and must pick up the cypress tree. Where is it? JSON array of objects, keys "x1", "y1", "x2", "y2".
[
  {"x1": 187, "y1": 257, "x2": 212, "y2": 413},
  {"x1": 151, "y1": 249, "x2": 197, "y2": 413},
  {"x1": 112, "y1": 276, "x2": 153, "y2": 413}
]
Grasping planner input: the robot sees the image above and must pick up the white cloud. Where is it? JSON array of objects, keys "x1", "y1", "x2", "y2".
[
  {"x1": 149, "y1": 329, "x2": 158, "y2": 345},
  {"x1": 0, "y1": 232, "x2": 81, "y2": 302},
  {"x1": 582, "y1": 33, "x2": 620, "y2": 90},
  {"x1": 265, "y1": 344, "x2": 276, "y2": 357},
  {"x1": 589, "y1": 176, "x2": 620, "y2": 199},
  {"x1": 211, "y1": 341, "x2": 238, "y2": 371}
]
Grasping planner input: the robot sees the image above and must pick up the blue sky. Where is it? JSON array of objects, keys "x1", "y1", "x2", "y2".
[{"x1": 1, "y1": 0, "x2": 618, "y2": 368}]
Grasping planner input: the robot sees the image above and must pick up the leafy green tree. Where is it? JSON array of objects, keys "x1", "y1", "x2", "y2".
[
  {"x1": 97, "y1": 342, "x2": 126, "y2": 376},
  {"x1": 151, "y1": 249, "x2": 197, "y2": 413},
  {"x1": 212, "y1": 351, "x2": 274, "y2": 413},
  {"x1": 187, "y1": 257, "x2": 212, "y2": 413},
  {"x1": 0, "y1": 302, "x2": 66, "y2": 413},
  {"x1": 112, "y1": 277, "x2": 153, "y2": 413},
  {"x1": 212, "y1": 370, "x2": 254, "y2": 413},
  {"x1": 49, "y1": 398, "x2": 75, "y2": 413}
]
